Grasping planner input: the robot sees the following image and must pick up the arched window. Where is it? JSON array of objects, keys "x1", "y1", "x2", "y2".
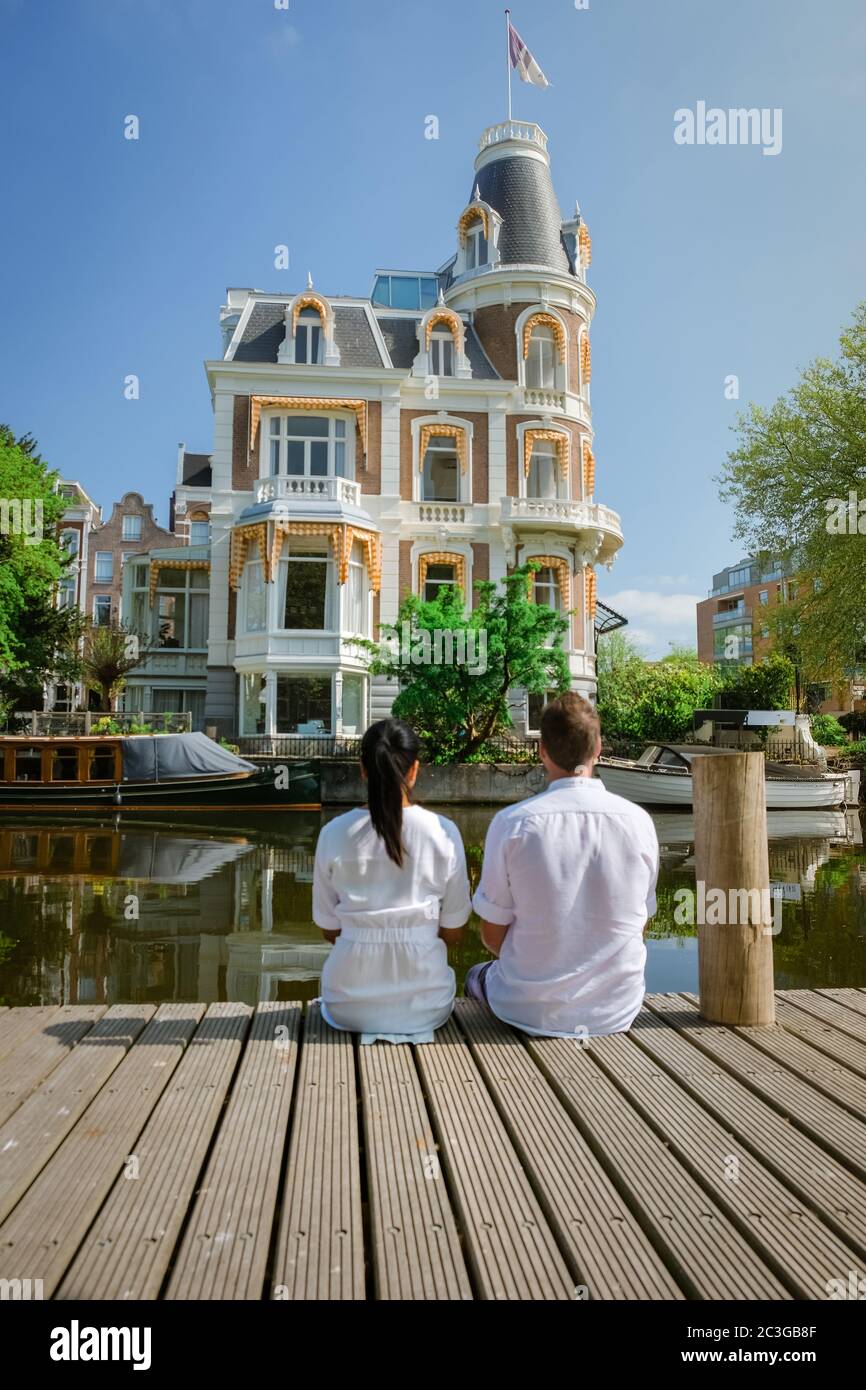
[
  {"x1": 533, "y1": 565, "x2": 562, "y2": 612},
  {"x1": 421, "y1": 433, "x2": 459, "y2": 501},
  {"x1": 418, "y1": 552, "x2": 467, "y2": 602},
  {"x1": 526, "y1": 325, "x2": 557, "y2": 390},
  {"x1": 294, "y1": 307, "x2": 323, "y2": 365},
  {"x1": 527, "y1": 439, "x2": 558, "y2": 499},
  {"x1": 189, "y1": 513, "x2": 210, "y2": 545}
]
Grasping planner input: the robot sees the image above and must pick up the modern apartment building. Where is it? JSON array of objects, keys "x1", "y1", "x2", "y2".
[
  {"x1": 196, "y1": 118, "x2": 623, "y2": 739},
  {"x1": 696, "y1": 554, "x2": 863, "y2": 712}
]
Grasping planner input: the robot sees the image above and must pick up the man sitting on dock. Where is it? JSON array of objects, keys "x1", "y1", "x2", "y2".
[{"x1": 465, "y1": 692, "x2": 659, "y2": 1037}]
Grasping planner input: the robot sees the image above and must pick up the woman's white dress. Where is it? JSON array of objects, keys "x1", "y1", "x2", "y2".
[{"x1": 312, "y1": 804, "x2": 471, "y2": 1043}]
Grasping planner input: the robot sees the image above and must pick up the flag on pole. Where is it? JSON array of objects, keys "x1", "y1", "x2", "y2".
[{"x1": 507, "y1": 20, "x2": 550, "y2": 88}]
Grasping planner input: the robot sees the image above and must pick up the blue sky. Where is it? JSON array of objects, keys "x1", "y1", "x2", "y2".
[{"x1": 1, "y1": 0, "x2": 865, "y2": 655}]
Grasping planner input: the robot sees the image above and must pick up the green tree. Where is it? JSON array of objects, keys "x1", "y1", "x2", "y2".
[
  {"x1": 596, "y1": 646, "x2": 722, "y2": 743},
  {"x1": 718, "y1": 303, "x2": 866, "y2": 683},
  {"x1": 718, "y1": 652, "x2": 795, "y2": 710},
  {"x1": 0, "y1": 426, "x2": 82, "y2": 722},
  {"x1": 81, "y1": 622, "x2": 152, "y2": 712},
  {"x1": 366, "y1": 563, "x2": 570, "y2": 761}
]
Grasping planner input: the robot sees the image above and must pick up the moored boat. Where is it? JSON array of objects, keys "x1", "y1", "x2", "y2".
[
  {"x1": 0, "y1": 732, "x2": 319, "y2": 810},
  {"x1": 596, "y1": 743, "x2": 859, "y2": 810}
]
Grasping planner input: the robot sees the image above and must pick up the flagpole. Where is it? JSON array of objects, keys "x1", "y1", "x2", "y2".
[{"x1": 505, "y1": 9, "x2": 512, "y2": 121}]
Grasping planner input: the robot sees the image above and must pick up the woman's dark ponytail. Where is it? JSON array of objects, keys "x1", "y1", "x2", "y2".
[{"x1": 361, "y1": 719, "x2": 420, "y2": 867}]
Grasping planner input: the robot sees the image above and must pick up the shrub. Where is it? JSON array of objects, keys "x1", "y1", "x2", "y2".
[{"x1": 810, "y1": 713, "x2": 849, "y2": 747}]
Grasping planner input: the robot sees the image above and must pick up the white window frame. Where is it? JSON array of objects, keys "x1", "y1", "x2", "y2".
[
  {"x1": 526, "y1": 440, "x2": 560, "y2": 500},
  {"x1": 421, "y1": 435, "x2": 461, "y2": 503},
  {"x1": 412, "y1": 416, "x2": 472, "y2": 505},
  {"x1": 525, "y1": 326, "x2": 557, "y2": 390},
  {"x1": 422, "y1": 560, "x2": 458, "y2": 604},
  {"x1": 93, "y1": 595, "x2": 112, "y2": 626},
  {"x1": 189, "y1": 518, "x2": 210, "y2": 545},
  {"x1": 429, "y1": 331, "x2": 455, "y2": 377},
  {"x1": 465, "y1": 222, "x2": 488, "y2": 270},
  {"x1": 263, "y1": 413, "x2": 353, "y2": 481},
  {"x1": 342, "y1": 545, "x2": 371, "y2": 637},
  {"x1": 244, "y1": 559, "x2": 268, "y2": 633},
  {"x1": 277, "y1": 549, "x2": 334, "y2": 633},
  {"x1": 532, "y1": 566, "x2": 562, "y2": 613},
  {"x1": 293, "y1": 308, "x2": 324, "y2": 365},
  {"x1": 94, "y1": 551, "x2": 113, "y2": 582},
  {"x1": 152, "y1": 568, "x2": 209, "y2": 651},
  {"x1": 122, "y1": 515, "x2": 142, "y2": 541}
]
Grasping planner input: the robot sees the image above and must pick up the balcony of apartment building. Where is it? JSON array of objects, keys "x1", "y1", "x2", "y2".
[{"x1": 712, "y1": 601, "x2": 751, "y2": 627}]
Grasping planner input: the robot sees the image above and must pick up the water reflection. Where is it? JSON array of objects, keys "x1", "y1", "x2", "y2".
[{"x1": 0, "y1": 807, "x2": 863, "y2": 1008}]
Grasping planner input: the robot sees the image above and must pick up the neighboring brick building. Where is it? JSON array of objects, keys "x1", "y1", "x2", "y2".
[
  {"x1": 696, "y1": 555, "x2": 863, "y2": 713},
  {"x1": 196, "y1": 118, "x2": 624, "y2": 739}
]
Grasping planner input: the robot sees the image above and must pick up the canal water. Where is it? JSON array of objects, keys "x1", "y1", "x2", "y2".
[{"x1": 0, "y1": 806, "x2": 864, "y2": 1008}]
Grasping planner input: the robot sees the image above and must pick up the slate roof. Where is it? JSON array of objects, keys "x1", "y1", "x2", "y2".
[
  {"x1": 376, "y1": 317, "x2": 500, "y2": 379},
  {"x1": 472, "y1": 155, "x2": 574, "y2": 274},
  {"x1": 181, "y1": 452, "x2": 212, "y2": 487},
  {"x1": 232, "y1": 301, "x2": 385, "y2": 367}
]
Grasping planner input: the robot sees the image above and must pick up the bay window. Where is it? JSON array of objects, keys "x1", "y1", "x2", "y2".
[
  {"x1": 276, "y1": 675, "x2": 332, "y2": 734},
  {"x1": 267, "y1": 415, "x2": 350, "y2": 479},
  {"x1": 345, "y1": 541, "x2": 369, "y2": 636},
  {"x1": 279, "y1": 544, "x2": 331, "y2": 630},
  {"x1": 245, "y1": 560, "x2": 267, "y2": 632},
  {"x1": 152, "y1": 569, "x2": 208, "y2": 649}
]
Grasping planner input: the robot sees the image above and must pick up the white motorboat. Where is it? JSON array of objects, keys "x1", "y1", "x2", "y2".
[{"x1": 596, "y1": 744, "x2": 859, "y2": 810}]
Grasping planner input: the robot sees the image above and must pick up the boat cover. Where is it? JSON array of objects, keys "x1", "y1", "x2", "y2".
[{"x1": 121, "y1": 732, "x2": 258, "y2": 783}]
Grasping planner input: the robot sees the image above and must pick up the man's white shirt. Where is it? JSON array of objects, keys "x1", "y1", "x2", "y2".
[{"x1": 472, "y1": 776, "x2": 659, "y2": 1037}]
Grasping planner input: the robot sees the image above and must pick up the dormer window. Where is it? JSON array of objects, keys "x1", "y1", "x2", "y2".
[
  {"x1": 422, "y1": 433, "x2": 459, "y2": 501},
  {"x1": 294, "y1": 307, "x2": 323, "y2": 364},
  {"x1": 465, "y1": 221, "x2": 488, "y2": 270},
  {"x1": 526, "y1": 325, "x2": 557, "y2": 389},
  {"x1": 429, "y1": 331, "x2": 455, "y2": 377},
  {"x1": 267, "y1": 415, "x2": 350, "y2": 479}
]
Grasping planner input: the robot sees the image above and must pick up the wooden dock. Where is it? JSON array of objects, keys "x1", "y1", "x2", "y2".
[{"x1": 2, "y1": 989, "x2": 866, "y2": 1300}]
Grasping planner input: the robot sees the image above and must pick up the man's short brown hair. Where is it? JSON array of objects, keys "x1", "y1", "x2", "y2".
[{"x1": 539, "y1": 692, "x2": 601, "y2": 772}]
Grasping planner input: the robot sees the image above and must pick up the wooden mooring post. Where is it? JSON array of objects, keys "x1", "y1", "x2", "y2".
[{"x1": 692, "y1": 751, "x2": 775, "y2": 1026}]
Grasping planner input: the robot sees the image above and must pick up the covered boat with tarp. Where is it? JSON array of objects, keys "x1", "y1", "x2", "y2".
[{"x1": 0, "y1": 731, "x2": 319, "y2": 809}]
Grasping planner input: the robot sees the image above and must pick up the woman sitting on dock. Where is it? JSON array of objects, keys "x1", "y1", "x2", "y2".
[{"x1": 312, "y1": 719, "x2": 471, "y2": 1043}]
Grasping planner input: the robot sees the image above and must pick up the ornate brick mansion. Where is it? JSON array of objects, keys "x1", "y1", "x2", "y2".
[{"x1": 57, "y1": 118, "x2": 625, "y2": 738}]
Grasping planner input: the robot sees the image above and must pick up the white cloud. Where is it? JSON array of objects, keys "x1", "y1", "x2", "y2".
[{"x1": 600, "y1": 589, "x2": 702, "y2": 660}]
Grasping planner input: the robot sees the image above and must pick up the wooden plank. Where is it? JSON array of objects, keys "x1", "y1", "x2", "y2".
[
  {"x1": 56, "y1": 1003, "x2": 252, "y2": 1301},
  {"x1": 528, "y1": 1034, "x2": 790, "y2": 1298},
  {"x1": 818, "y1": 987, "x2": 866, "y2": 1018},
  {"x1": 553, "y1": 1026, "x2": 861, "y2": 1299},
  {"x1": 270, "y1": 1003, "x2": 364, "y2": 1300},
  {"x1": 358, "y1": 1036, "x2": 472, "y2": 1301},
  {"x1": 0, "y1": 1004, "x2": 155, "y2": 1226},
  {"x1": 680, "y1": 992, "x2": 866, "y2": 1123},
  {"x1": 0, "y1": 1007, "x2": 61, "y2": 1065},
  {"x1": 627, "y1": 1006, "x2": 866, "y2": 1263},
  {"x1": 648, "y1": 994, "x2": 866, "y2": 1175},
  {"x1": 766, "y1": 994, "x2": 866, "y2": 1080},
  {"x1": 0, "y1": 1005, "x2": 106, "y2": 1129},
  {"x1": 455, "y1": 1002, "x2": 683, "y2": 1299},
  {"x1": 777, "y1": 989, "x2": 866, "y2": 1044},
  {"x1": 0, "y1": 1003, "x2": 204, "y2": 1297},
  {"x1": 165, "y1": 1003, "x2": 301, "y2": 1301},
  {"x1": 415, "y1": 1018, "x2": 574, "y2": 1301}
]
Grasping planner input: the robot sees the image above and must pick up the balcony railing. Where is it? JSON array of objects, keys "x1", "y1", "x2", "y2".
[
  {"x1": 478, "y1": 121, "x2": 548, "y2": 154},
  {"x1": 417, "y1": 503, "x2": 467, "y2": 524},
  {"x1": 501, "y1": 495, "x2": 623, "y2": 537},
  {"x1": 255, "y1": 476, "x2": 361, "y2": 506},
  {"x1": 522, "y1": 386, "x2": 566, "y2": 412},
  {"x1": 712, "y1": 606, "x2": 750, "y2": 626}
]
